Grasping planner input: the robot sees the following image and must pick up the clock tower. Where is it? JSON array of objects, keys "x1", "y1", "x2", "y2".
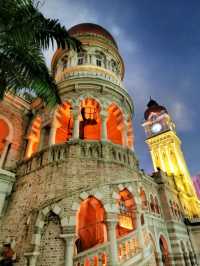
[{"x1": 142, "y1": 98, "x2": 200, "y2": 217}]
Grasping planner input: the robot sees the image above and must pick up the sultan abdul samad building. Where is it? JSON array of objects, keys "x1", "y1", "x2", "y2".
[{"x1": 0, "y1": 23, "x2": 200, "y2": 266}]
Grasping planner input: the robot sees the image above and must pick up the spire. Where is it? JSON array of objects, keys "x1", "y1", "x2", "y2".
[{"x1": 147, "y1": 97, "x2": 159, "y2": 108}]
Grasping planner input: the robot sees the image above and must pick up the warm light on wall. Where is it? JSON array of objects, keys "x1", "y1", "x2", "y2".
[{"x1": 118, "y1": 214, "x2": 133, "y2": 230}]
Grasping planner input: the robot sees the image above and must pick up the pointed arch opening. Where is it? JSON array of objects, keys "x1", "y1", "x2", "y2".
[
  {"x1": 76, "y1": 196, "x2": 107, "y2": 252},
  {"x1": 150, "y1": 194, "x2": 155, "y2": 213},
  {"x1": 140, "y1": 188, "x2": 148, "y2": 210},
  {"x1": 159, "y1": 235, "x2": 170, "y2": 266},
  {"x1": 54, "y1": 102, "x2": 73, "y2": 144},
  {"x1": 107, "y1": 104, "x2": 124, "y2": 145},
  {"x1": 116, "y1": 188, "x2": 137, "y2": 238},
  {"x1": 154, "y1": 196, "x2": 160, "y2": 214},
  {"x1": 37, "y1": 211, "x2": 64, "y2": 266},
  {"x1": 25, "y1": 116, "x2": 41, "y2": 158},
  {"x1": 79, "y1": 98, "x2": 101, "y2": 141}
]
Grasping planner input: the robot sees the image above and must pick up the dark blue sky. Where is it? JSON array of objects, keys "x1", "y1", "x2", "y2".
[{"x1": 42, "y1": 0, "x2": 200, "y2": 175}]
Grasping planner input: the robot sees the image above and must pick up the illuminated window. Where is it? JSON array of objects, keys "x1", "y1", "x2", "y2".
[
  {"x1": 140, "y1": 188, "x2": 148, "y2": 209},
  {"x1": 55, "y1": 102, "x2": 73, "y2": 144},
  {"x1": 150, "y1": 194, "x2": 155, "y2": 213},
  {"x1": 117, "y1": 189, "x2": 137, "y2": 237},
  {"x1": 159, "y1": 235, "x2": 170, "y2": 266},
  {"x1": 107, "y1": 104, "x2": 124, "y2": 145},
  {"x1": 154, "y1": 196, "x2": 160, "y2": 214},
  {"x1": 80, "y1": 98, "x2": 101, "y2": 141},
  {"x1": 77, "y1": 196, "x2": 107, "y2": 252},
  {"x1": 26, "y1": 116, "x2": 42, "y2": 158},
  {"x1": 0, "y1": 119, "x2": 10, "y2": 155}
]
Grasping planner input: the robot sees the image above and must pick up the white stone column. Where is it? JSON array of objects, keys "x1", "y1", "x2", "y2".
[
  {"x1": 72, "y1": 106, "x2": 80, "y2": 140},
  {"x1": 0, "y1": 169, "x2": 15, "y2": 216},
  {"x1": 0, "y1": 193, "x2": 6, "y2": 216},
  {"x1": 100, "y1": 110, "x2": 108, "y2": 141},
  {"x1": 122, "y1": 118, "x2": 128, "y2": 148},
  {"x1": 24, "y1": 252, "x2": 39, "y2": 266},
  {"x1": 106, "y1": 217, "x2": 119, "y2": 266},
  {"x1": 49, "y1": 123, "x2": 57, "y2": 145},
  {"x1": 0, "y1": 140, "x2": 10, "y2": 168},
  {"x1": 60, "y1": 233, "x2": 75, "y2": 266}
]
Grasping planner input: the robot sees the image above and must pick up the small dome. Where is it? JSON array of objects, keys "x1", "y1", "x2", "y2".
[
  {"x1": 144, "y1": 98, "x2": 167, "y2": 120},
  {"x1": 68, "y1": 23, "x2": 118, "y2": 49}
]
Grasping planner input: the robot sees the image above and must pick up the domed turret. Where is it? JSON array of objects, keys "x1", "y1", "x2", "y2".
[
  {"x1": 68, "y1": 23, "x2": 118, "y2": 49},
  {"x1": 51, "y1": 23, "x2": 125, "y2": 85},
  {"x1": 144, "y1": 98, "x2": 167, "y2": 121}
]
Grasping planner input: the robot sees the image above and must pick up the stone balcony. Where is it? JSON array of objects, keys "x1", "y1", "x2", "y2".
[{"x1": 17, "y1": 140, "x2": 139, "y2": 178}]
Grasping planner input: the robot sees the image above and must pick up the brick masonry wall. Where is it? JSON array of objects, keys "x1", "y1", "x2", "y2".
[{"x1": 0, "y1": 142, "x2": 139, "y2": 265}]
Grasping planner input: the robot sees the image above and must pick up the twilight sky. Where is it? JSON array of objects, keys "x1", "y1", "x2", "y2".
[{"x1": 41, "y1": 0, "x2": 200, "y2": 175}]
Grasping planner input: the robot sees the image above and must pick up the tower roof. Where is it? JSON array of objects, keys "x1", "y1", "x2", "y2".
[
  {"x1": 144, "y1": 98, "x2": 167, "y2": 120},
  {"x1": 68, "y1": 23, "x2": 118, "y2": 48}
]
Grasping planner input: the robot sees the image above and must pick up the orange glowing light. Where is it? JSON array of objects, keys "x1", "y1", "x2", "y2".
[{"x1": 0, "y1": 119, "x2": 9, "y2": 154}]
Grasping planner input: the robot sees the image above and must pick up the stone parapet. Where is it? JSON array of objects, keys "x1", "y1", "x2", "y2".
[{"x1": 17, "y1": 140, "x2": 139, "y2": 177}]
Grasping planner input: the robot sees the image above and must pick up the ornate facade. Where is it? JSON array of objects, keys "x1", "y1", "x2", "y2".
[{"x1": 0, "y1": 23, "x2": 200, "y2": 266}]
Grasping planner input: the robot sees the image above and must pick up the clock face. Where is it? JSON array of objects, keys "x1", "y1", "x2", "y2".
[{"x1": 151, "y1": 123, "x2": 162, "y2": 134}]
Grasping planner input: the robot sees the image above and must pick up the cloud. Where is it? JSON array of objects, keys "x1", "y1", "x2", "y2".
[
  {"x1": 109, "y1": 24, "x2": 138, "y2": 54},
  {"x1": 41, "y1": 0, "x2": 98, "y2": 27},
  {"x1": 169, "y1": 101, "x2": 194, "y2": 132},
  {"x1": 40, "y1": 0, "x2": 99, "y2": 67}
]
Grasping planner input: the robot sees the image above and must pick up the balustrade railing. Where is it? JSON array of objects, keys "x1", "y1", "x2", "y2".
[
  {"x1": 72, "y1": 229, "x2": 152, "y2": 266},
  {"x1": 117, "y1": 230, "x2": 141, "y2": 263},
  {"x1": 17, "y1": 140, "x2": 138, "y2": 177},
  {"x1": 73, "y1": 242, "x2": 109, "y2": 266}
]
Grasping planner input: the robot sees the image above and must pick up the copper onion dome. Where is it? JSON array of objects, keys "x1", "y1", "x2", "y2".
[
  {"x1": 68, "y1": 23, "x2": 118, "y2": 49},
  {"x1": 144, "y1": 98, "x2": 167, "y2": 120}
]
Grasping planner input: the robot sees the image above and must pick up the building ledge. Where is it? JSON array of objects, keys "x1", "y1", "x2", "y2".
[{"x1": 17, "y1": 140, "x2": 139, "y2": 177}]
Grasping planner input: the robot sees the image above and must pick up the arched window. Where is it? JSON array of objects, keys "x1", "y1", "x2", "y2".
[
  {"x1": 107, "y1": 104, "x2": 124, "y2": 145},
  {"x1": 54, "y1": 102, "x2": 73, "y2": 144},
  {"x1": 111, "y1": 59, "x2": 118, "y2": 73},
  {"x1": 150, "y1": 194, "x2": 155, "y2": 213},
  {"x1": 140, "y1": 214, "x2": 145, "y2": 225},
  {"x1": 26, "y1": 116, "x2": 41, "y2": 158},
  {"x1": 77, "y1": 196, "x2": 107, "y2": 252},
  {"x1": 159, "y1": 235, "x2": 170, "y2": 266},
  {"x1": 154, "y1": 196, "x2": 160, "y2": 214},
  {"x1": 116, "y1": 188, "x2": 137, "y2": 237},
  {"x1": 95, "y1": 51, "x2": 106, "y2": 67},
  {"x1": 77, "y1": 52, "x2": 85, "y2": 65},
  {"x1": 79, "y1": 98, "x2": 101, "y2": 141},
  {"x1": 140, "y1": 188, "x2": 148, "y2": 209}
]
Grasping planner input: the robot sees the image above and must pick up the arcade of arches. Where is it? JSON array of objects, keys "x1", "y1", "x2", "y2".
[
  {"x1": 24, "y1": 99, "x2": 134, "y2": 158},
  {"x1": 75, "y1": 189, "x2": 137, "y2": 253}
]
